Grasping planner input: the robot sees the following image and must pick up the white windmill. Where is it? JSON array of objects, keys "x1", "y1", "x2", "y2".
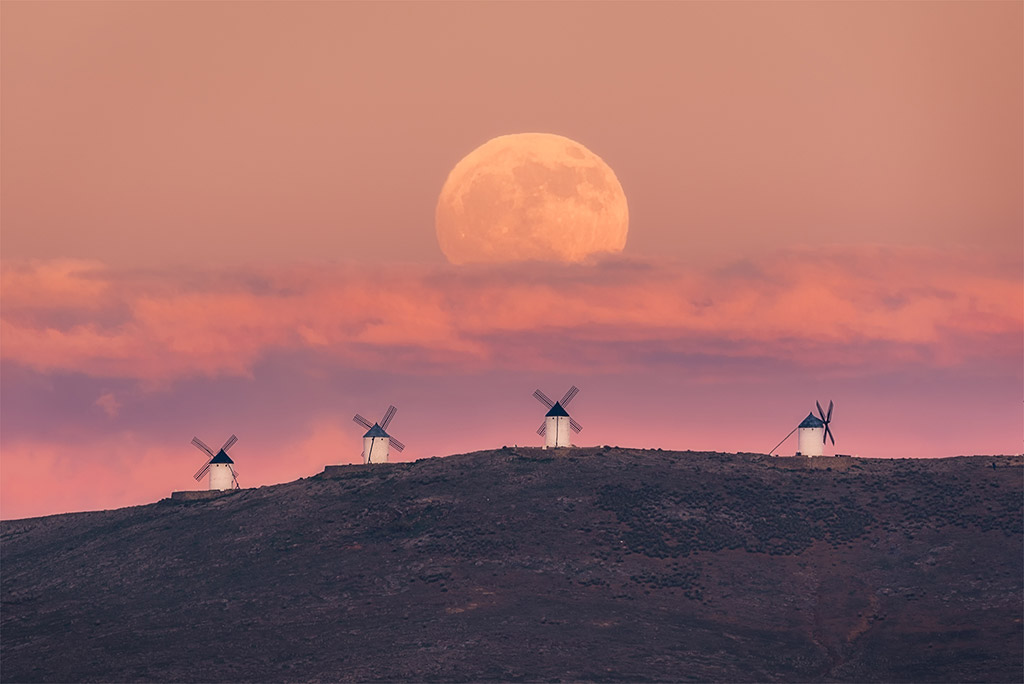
[
  {"x1": 352, "y1": 405, "x2": 405, "y2": 464},
  {"x1": 191, "y1": 434, "x2": 240, "y2": 490},
  {"x1": 532, "y1": 385, "x2": 583, "y2": 448},
  {"x1": 768, "y1": 400, "x2": 836, "y2": 457}
]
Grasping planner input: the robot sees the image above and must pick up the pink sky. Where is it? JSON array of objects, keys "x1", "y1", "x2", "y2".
[{"x1": 2, "y1": 2, "x2": 1021, "y2": 519}]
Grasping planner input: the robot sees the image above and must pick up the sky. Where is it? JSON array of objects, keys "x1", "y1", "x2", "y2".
[{"x1": 2, "y1": 1, "x2": 1021, "y2": 520}]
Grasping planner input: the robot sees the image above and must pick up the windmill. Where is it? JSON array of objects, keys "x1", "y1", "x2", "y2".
[
  {"x1": 191, "y1": 434, "x2": 239, "y2": 491},
  {"x1": 532, "y1": 385, "x2": 582, "y2": 448},
  {"x1": 768, "y1": 400, "x2": 836, "y2": 457},
  {"x1": 352, "y1": 405, "x2": 405, "y2": 464}
]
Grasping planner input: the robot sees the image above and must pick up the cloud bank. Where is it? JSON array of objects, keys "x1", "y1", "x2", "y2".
[{"x1": 2, "y1": 247, "x2": 1019, "y2": 384}]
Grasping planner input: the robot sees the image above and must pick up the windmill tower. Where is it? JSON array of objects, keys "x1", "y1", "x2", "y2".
[
  {"x1": 352, "y1": 405, "x2": 405, "y2": 464},
  {"x1": 797, "y1": 400, "x2": 835, "y2": 456},
  {"x1": 191, "y1": 434, "x2": 240, "y2": 491},
  {"x1": 532, "y1": 385, "x2": 583, "y2": 448}
]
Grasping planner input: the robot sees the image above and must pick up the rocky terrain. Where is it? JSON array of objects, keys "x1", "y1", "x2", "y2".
[{"x1": 2, "y1": 448, "x2": 1021, "y2": 682}]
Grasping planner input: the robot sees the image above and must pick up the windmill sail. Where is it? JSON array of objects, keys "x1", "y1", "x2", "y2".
[
  {"x1": 532, "y1": 390, "x2": 555, "y2": 409},
  {"x1": 191, "y1": 437, "x2": 215, "y2": 459},
  {"x1": 381, "y1": 406, "x2": 397, "y2": 430},
  {"x1": 817, "y1": 400, "x2": 836, "y2": 445},
  {"x1": 191, "y1": 434, "x2": 238, "y2": 482},
  {"x1": 193, "y1": 461, "x2": 212, "y2": 481}
]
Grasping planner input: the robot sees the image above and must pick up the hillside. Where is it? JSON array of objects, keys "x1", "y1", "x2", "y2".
[{"x1": 2, "y1": 449, "x2": 1021, "y2": 683}]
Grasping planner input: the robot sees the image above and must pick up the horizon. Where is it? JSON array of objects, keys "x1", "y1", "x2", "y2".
[
  {"x1": 7, "y1": 448, "x2": 1022, "y2": 524},
  {"x1": 2, "y1": 2, "x2": 1021, "y2": 520}
]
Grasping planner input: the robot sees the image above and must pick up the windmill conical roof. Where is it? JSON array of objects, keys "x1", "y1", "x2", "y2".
[
  {"x1": 545, "y1": 401, "x2": 570, "y2": 418},
  {"x1": 209, "y1": 449, "x2": 234, "y2": 464},
  {"x1": 364, "y1": 424, "x2": 389, "y2": 438},
  {"x1": 799, "y1": 412, "x2": 824, "y2": 428}
]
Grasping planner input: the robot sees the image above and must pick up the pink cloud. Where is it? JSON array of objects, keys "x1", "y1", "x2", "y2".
[
  {"x1": 0, "y1": 259, "x2": 111, "y2": 315},
  {"x1": 93, "y1": 392, "x2": 121, "y2": 418},
  {"x1": 0, "y1": 247, "x2": 1019, "y2": 383}
]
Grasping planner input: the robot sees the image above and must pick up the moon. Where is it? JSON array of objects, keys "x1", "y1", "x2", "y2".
[{"x1": 435, "y1": 133, "x2": 628, "y2": 264}]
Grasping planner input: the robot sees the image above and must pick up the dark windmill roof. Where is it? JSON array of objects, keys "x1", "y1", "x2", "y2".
[
  {"x1": 209, "y1": 449, "x2": 234, "y2": 464},
  {"x1": 363, "y1": 424, "x2": 389, "y2": 439},
  {"x1": 799, "y1": 413, "x2": 824, "y2": 428},
  {"x1": 545, "y1": 401, "x2": 570, "y2": 418}
]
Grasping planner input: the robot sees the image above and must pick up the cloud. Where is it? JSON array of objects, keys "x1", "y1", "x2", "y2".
[
  {"x1": 0, "y1": 259, "x2": 110, "y2": 309},
  {"x1": 94, "y1": 392, "x2": 122, "y2": 418},
  {"x1": 1, "y1": 247, "x2": 1019, "y2": 383}
]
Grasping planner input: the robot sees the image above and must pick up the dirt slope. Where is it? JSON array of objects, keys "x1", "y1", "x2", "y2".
[{"x1": 2, "y1": 449, "x2": 1021, "y2": 682}]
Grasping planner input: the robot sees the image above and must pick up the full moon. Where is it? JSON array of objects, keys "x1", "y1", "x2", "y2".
[{"x1": 435, "y1": 133, "x2": 628, "y2": 264}]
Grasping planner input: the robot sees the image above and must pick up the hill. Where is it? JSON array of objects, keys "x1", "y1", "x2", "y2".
[{"x1": 2, "y1": 448, "x2": 1021, "y2": 682}]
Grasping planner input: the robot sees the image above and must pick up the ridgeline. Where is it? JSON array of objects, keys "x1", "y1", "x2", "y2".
[{"x1": 3, "y1": 448, "x2": 1021, "y2": 682}]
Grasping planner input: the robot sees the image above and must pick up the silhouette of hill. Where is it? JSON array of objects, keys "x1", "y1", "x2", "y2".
[{"x1": 3, "y1": 448, "x2": 1021, "y2": 682}]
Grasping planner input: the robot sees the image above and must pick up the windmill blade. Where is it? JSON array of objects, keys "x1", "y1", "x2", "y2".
[
  {"x1": 532, "y1": 389, "x2": 555, "y2": 409},
  {"x1": 193, "y1": 461, "x2": 211, "y2": 481},
  {"x1": 827, "y1": 400, "x2": 833, "y2": 423},
  {"x1": 389, "y1": 436, "x2": 406, "y2": 452},
  {"x1": 353, "y1": 414, "x2": 373, "y2": 431},
  {"x1": 191, "y1": 437, "x2": 215, "y2": 459},
  {"x1": 569, "y1": 417, "x2": 582, "y2": 433},
  {"x1": 229, "y1": 466, "x2": 240, "y2": 489},
  {"x1": 536, "y1": 422, "x2": 547, "y2": 436},
  {"x1": 824, "y1": 424, "x2": 835, "y2": 445},
  {"x1": 381, "y1": 405, "x2": 397, "y2": 430},
  {"x1": 221, "y1": 434, "x2": 238, "y2": 452},
  {"x1": 816, "y1": 400, "x2": 826, "y2": 422},
  {"x1": 560, "y1": 385, "x2": 580, "y2": 407}
]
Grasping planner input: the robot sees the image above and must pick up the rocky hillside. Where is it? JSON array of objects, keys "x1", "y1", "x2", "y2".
[{"x1": 2, "y1": 449, "x2": 1021, "y2": 682}]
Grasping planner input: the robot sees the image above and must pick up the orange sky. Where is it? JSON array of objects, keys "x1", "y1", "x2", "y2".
[
  {"x1": 1, "y1": 2, "x2": 1021, "y2": 519},
  {"x1": 3, "y1": 2, "x2": 1020, "y2": 265}
]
